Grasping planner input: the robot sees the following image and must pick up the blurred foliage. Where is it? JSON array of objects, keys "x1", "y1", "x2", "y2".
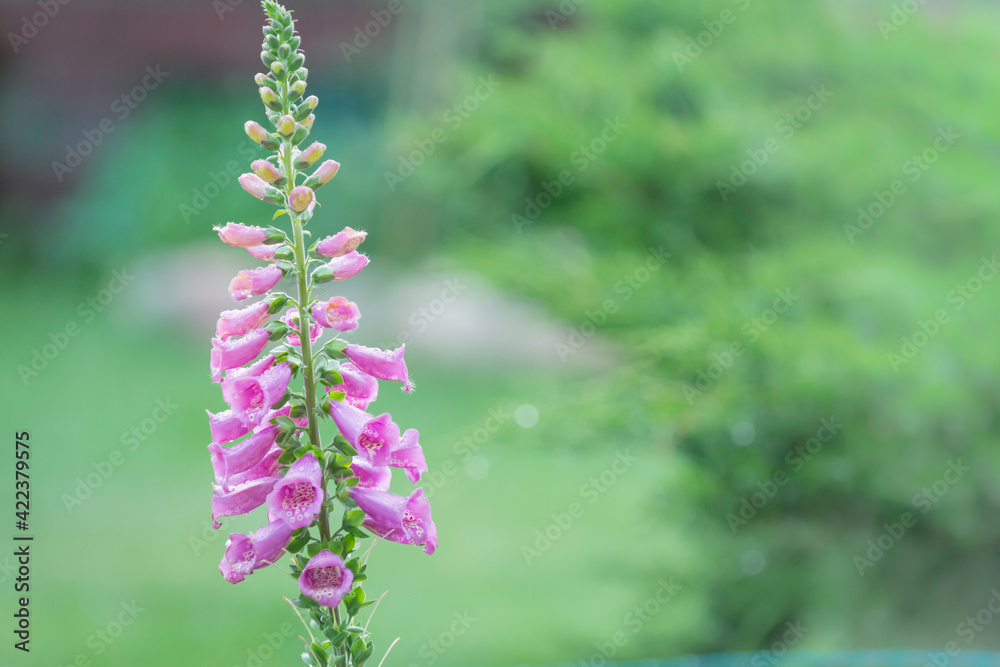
[{"x1": 379, "y1": 0, "x2": 1000, "y2": 654}]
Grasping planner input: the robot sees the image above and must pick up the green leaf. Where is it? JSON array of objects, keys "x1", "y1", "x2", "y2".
[
  {"x1": 273, "y1": 210, "x2": 287, "y2": 220},
  {"x1": 286, "y1": 530, "x2": 311, "y2": 553},
  {"x1": 342, "y1": 509, "x2": 365, "y2": 528}
]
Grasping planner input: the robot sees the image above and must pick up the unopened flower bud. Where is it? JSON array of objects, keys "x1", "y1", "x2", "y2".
[
  {"x1": 288, "y1": 185, "x2": 314, "y2": 213},
  {"x1": 301, "y1": 114, "x2": 315, "y2": 131},
  {"x1": 295, "y1": 142, "x2": 325, "y2": 169},
  {"x1": 289, "y1": 80, "x2": 307, "y2": 99},
  {"x1": 303, "y1": 95, "x2": 318, "y2": 110},
  {"x1": 304, "y1": 159, "x2": 340, "y2": 190},
  {"x1": 239, "y1": 173, "x2": 282, "y2": 204},
  {"x1": 251, "y1": 159, "x2": 284, "y2": 184},
  {"x1": 260, "y1": 87, "x2": 282, "y2": 111},
  {"x1": 276, "y1": 115, "x2": 295, "y2": 136},
  {"x1": 270, "y1": 61, "x2": 286, "y2": 79},
  {"x1": 255, "y1": 73, "x2": 276, "y2": 89},
  {"x1": 245, "y1": 121, "x2": 279, "y2": 150}
]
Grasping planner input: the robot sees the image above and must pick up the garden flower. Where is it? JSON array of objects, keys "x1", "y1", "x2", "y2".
[
  {"x1": 311, "y1": 296, "x2": 360, "y2": 332},
  {"x1": 211, "y1": 475, "x2": 280, "y2": 528},
  {"x1": 327, "y1": 399, "x2": 399, "y2": 466},
  {"x1": 222, "y1": 362, "x2": 292, "y2": 426},
  {"x1": 326, "y1": 251, "x2": 368, "y2": 280},
  {"x1": 225, "y1": 446, "x2": 282, "y2": 488},
  {"x1": 390, "y1": 428, "x2": 427, "y2": 483},
  {"x1": 216, "y1": 300, "x2": 271, "y2": 340},
  {"x1": 349, "y1": 487, "x2": 437, "y2": 555},
  {"x1": 343, "y1": 343, "x2": 412, "y2": 392},
  {"x1": 280, "y1": 309, "x2": 322, "y2": 347},
  {"x1": 251, "y1": 159, "x2": 284, "y2": 184},
  {"x1": 216, "y1": 222, "x2": 271, "y2": 248},
  {"x1": 350, "y1": 457, "x2": 391, "y2": 491},
  {"x1": 209, "y1": 424, "x2": 279, "y2": 486},
  {"x1": 244, "y1": 120, "x2": 274, "y2": 147},
  {"x1": 326, "y1": 362, "x2": 378, "y2": 410},
  {"x1": 289, "y1": 185, "x2": 314, "y2": 213},
  {"x1": 295, "y1": 141, "x2": 325, "y2": 168},
  {"x1": 210, "y1": 329, "x2": 270, "y2": 382},
  {"x1": 239, "y1": 172, "x2": 280, "y2": 202},
  {"x1": 229, "y1": 265, "x2": 284, "y2": 301},
  {"x1": 205, "y1": 3, "x2": 438, "y2": 655},
  {"x1": 297, "y1": 550, "x2": 353, "y2": 606},
  {"x1": 315, "y1": 226, "x2": 366, "y2": 257},
  {"x1": 246, "y1": 243, "x2": 279, "y2": 261},
  {"x1": 312, "y1": 159, "x2": 340, "y2": 186},
  {"x1": 219, "y1": 519, "x2": 294, "y2": 584},
  {"x1": 266, "y1": 452, "x2": 324, "y2": 529},
  {"x1": 207, "y1": 409, "x2": 252, "y2": 445}
]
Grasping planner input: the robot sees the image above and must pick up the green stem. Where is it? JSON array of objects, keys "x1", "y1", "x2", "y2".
[{"x1": 280, "y1": 79, "x2": 343, "y2": 655}]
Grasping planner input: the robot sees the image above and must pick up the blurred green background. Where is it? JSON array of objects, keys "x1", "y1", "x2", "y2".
[{"x1": 3, "y1": 0, "x2": 1000, "y2": 665}]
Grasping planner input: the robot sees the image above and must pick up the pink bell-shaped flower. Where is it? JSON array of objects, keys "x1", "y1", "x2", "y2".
[
  {"x1": 349, "y1": 487, "x2": 437, "y2": 555},
  {"x1": 311, "y1": 297, "x2": 360, "y2": 332},
  {"x1": 327, "y1": 400, "x2": 399, "y2": 466},
  {"x1": 297, "y1": 549, "x2": 353, "y2": 606},
  {"x1": 326, "y1": 362, "x2": 378, "y2": 411},
  {"x1": 216, "y1": 222, "x2": 271, "y2": 248},
  {"x1": 315, "y1": 227, "x2": 366, "y2": 258},
  {"x1": 219, "y1": 519, "x2": 294, "y2": 584},
  {"x1": 343, "y1": 343, "x2": 412, "y2": 392},
  {"x1": 266, "y1": 452, "x2": 324, "y2": 530},
  {"x1": 229, "y1": 265, "x2": 283, "y2": 301}
]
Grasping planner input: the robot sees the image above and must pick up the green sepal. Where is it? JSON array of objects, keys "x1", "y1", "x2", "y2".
[
  {"x1": 267, "y1": 295, "x2": 290, "y2": 314},
  {"x1": 324, "y1": 339, "x2": 347, "y2": 356},
  {"x1": 291, "y1": 124, "x2": 310, "y2": 145},
  {"x1": 331, "y1": 434, "x2": 357, "y2": 457},
  {"x1": 312, "y1": 266, "x2": 334, "y2": 283}
]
